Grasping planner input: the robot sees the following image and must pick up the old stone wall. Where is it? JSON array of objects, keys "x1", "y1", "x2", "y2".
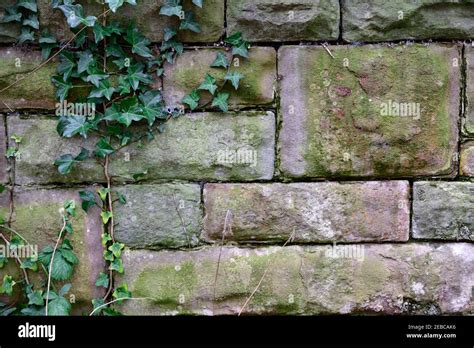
[{"x1": 0, "y1": 0, "x2": 473, "y2": 315}]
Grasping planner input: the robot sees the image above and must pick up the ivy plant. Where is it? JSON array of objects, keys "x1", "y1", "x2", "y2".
[{"x1": 1, "y1": 0, "x2": 250, "y2": 315}]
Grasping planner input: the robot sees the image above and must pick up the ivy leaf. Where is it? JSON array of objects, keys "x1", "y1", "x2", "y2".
[
  {"x1": 225, "y1": 71, "x2": 244, "y2": 90},
  {"x1": 51, "y1": 76, "x2": 72, "y2": 101},
  {"x1": 57, "y1": 115, "x2": 91, "y2": 138},
  {"x1": 198, "y1": 74, "x2": 217, "y2": 95},
  {"x1": 100, "y1": 211, "x2": 113, "y2": 225},
  {"x1": 23, "y1": 14, "x2": 39, "y2": 29},
  {"x1": 17, "y1": 0, "x2": 37, "y2": 12},
  {"x1": 57, "y1": 51, "x2": 76, "y2": 81},
  {"x1": 105, "y1": 0, "x2": 136, "y2": 13},
  {"x1": 94, "y1": 138, "x2": 115, "y2": 158},
  {"x1": 1, "y1": 6, "x2": 22, "y2": 23},
  {"x1": 18, "y1": 27, "x2": 35, "y2": 44},
  {"x1": 39, "y1": 30, "x2": 58, "y2": 59},
  {"x1": 92, "y1": 23, "x2": 112, "y2": 43},
  {"x1": 139, "y1": 90, "x2": 163, "y2": 125},
  {"x1": 48, "y1": 296, "x2": 71, "y2": 316},
  {"x1": 84, "y1": 67, "x2": 109, "y2": 88},
  {"x1": 88, "y1": 79, "x2": 115, "y2": 100},
  {"x1": 101, "y1": 233, "x2": 112, "y2": 247},
  {"x1": 27, "y1": 289, "x2": 44, "y2": 306},
  {"x1": 38, "y1": 245, "x2": 78, "y2": 281},
  {"x1": 164, "y1": 27, "x2": 177, "y2": 41},
  {"x1": 125, "y1": 26, "x2": 154, "y2": 58},
  {"x1": 95, "y1": 272, "x2": 109, "y2": 288},
  {"x1": 109, "y1": 242, "x2": 125, "y2": 258},
  {"x1": 105, "y1": 97, "x2": 144, "y2": 127},
  {"x1": 179, "y1": 11, "x2": 201, "y2": 33},
  {"x1": 97, "y1": 188, "x2": 110, "y2": 202},
  {"x1": 77, "y1": 51, "x2": 94, "y2": 74},
  {"x1": 103, "y1": 250, "x2": 114, "y2": 262},
  {"x1": 54, "y1": 148, "x2": 89, "y2": 175},
  {"x1": 159, "y1": 0, "x2": 182, "y2": 17},
  {"x1": 58, "y1": 4, "x2": 96, "y2": 28},
  {"x1": 182, "y1": 90, "x2": 200, "y2": 110},
  {"x1": 232, "y1": 43, "x2": 249, "y2": 58},
  {"x1": 109, "y1": 258, "x2": 124, "y2": 273},
  {"x1": 59, "y1": 284, "x2": 72, "y2": 297},
  {"x1": 112, "y1": 284, "x2": 131, "y2": 303},
  {"x1": 192, "y1": 0, "x2": 203, "y2": 7},
  {"x1": 20, "y1": 257, "x2": 38, "y2": 271},
  {"x1": 212, "y1": 92, "x2": 230, "y2": 112},
  {"x1": 79, "y1": 190, "x2": 97, "y2": 212},
  {"x1": 126, "y1": 63, "x2": 153, "y2": 91},
  {"x1": 211, "y1": 52, "x2": 229, "y2": 69},
  {"x1": 160, "y1": 40, "x2": 183, "y2": 55},
  {"x1": 225, "y1": 32, "x2": 243, "y2": 46},
  {"x1": 0, "y1": 275, "x2": 15, "y2": 296}
]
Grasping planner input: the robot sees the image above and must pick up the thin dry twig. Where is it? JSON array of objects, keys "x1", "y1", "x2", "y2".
[
  {"x1": 321, "y1": 43, "x2": 335, "y2": 59},
  {"x1": 213, "y1": 209, "x2": 232, "y2": 311},
  {"x1": 89, "y1": 297, "x2": 154, "y2": 316},
  {"x1": 172, "y1": 192, "x2": 190, "y2": 247},
  {"x1": 238, "y1": 228, "x2": 296, "y2": 316}
]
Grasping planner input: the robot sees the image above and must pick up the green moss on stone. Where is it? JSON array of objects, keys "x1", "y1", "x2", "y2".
[{"x1": 301, "y1": 44, "x2": 455, "y2": 177}]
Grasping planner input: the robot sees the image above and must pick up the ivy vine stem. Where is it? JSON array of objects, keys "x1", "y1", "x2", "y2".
[{"x1": 45, "y1": 215, "x2": 68, "y2": 316}]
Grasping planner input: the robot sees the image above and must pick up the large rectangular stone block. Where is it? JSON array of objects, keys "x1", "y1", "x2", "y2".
[
  {"x1": 109, "y1": 112, "x2": 275, "y2": 182},
  {"x1": 3, "y1": 187, "x2": 105, "y2": 314},
  {"x1": 465, "y1": 45, "x2": 474, "y2": 136},
  {"x1": 0, "y1": 49, "x2": 56, "y2": 111},
  {"x1": 7, "y1": 116, "x2": 104, "y2": 185},
  {"x1": 38, "y1": 0, "x2": 224, "y2": 43},
  {"x1": 118, "y1": 243, "x2": 474, "y2": 315},
  {"x1": 9, "y1": 112, "x2": 275, "y2": 184},
  {"x1": 163, "y1": 47, "x2": 277, "y2": 108},
  {"x1": 278, "y1": 44, "x2": 460, "y2": 179},
  {"x1": 413, "y1": 182, "x2": 474, "y2": 241},
  {"x1": 114, "y1": 184, "x2": 202, "y2": 250},
  {"x1": 203, "y1": 181, "x2": 409, "y2": 243},
  {"x1": 227, "y1": 0, "x2": 340, "y2": 42},
  {"x1": 342, "y1": 0, "x2": 474, "y2": 42}
]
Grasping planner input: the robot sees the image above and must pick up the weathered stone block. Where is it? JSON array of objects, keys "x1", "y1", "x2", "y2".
[
  {"x1": 38, "y1": 0, "x2": 224, "y2": 43},
  {"x1": 7, "y1": 116, "x2": 104, "y2": 185},
  {"x1": 413, "y1": 182, "x2": 474, "y2": 241},
  {"x1": 460, "y1": 141, "x2": 474, "y2": 176},
  {"x1": 9, "y1": 112, "x2": 275, "y2": 184},
  {"x1": 114, "y1": 184, "x2": 202, "y2": 249},
  {"x1": 465, "y1": 45, "x2": 474, "y2": 136},
  {"x1": 110, "y1": 112, "x2": 275, "y2": 182},
  {"x1": 227, "y1": 0, "x2": 340, "y2": 42},
  {"x1": 342, "y1": 0, "x2": 474, "y2": 42},
  {"x1": 278, "y1": 44, "x2": 460, "y2": 178},
  {"x1": 0, "y1": 116, "x2": 7, "y2": 183},
  {"x1": 203, "y1": 181, "x2": 409, "y2": 243},
  {"x1": 0, "y1": 49, "x2": 56, "y2": 111},
  {"x1": 8, "y1": 187, "x2": 105, "y2": 313},
  {"x1": 118, "y1": 243, "x2": 474, "y2": 315},
  {"x1": 163, "y1": 47, "x2": 277, "y2": 108}
]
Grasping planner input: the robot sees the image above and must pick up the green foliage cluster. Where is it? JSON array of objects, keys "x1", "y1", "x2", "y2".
[
  {"x1": 0, "y1": 0, "x2": 38, "y2": 43},
  {"x1": 0, "y1": 199, "x2": 78, "y2": 316}
]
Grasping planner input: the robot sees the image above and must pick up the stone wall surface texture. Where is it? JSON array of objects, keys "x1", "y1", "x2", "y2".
[{"x1": 0, "y1": 1, "x2": 473, "y2": 316}]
